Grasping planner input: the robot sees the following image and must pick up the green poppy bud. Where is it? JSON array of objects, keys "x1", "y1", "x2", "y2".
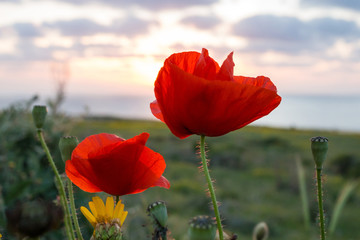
[
  {"x1": 188, "y1": 215, "x2": 216, "y2": 240},
  {"x1": 93, "y1": 222, "x2": 122, "y2": 240},
  {"x1": 59, "y1": 136, "x2": 79, "y2": 162},
  {"x1": 311, "y1": 136, "x2": 329, "y2": 169},
  {"x1": 147, "y1": 201, "x2": 168, "y2": 228},
  {"x1": 252, "y1": 222, "x2": 269, "y2": 240},
  {"x1": 32, "y1": 105, "x2": 47, "y2": 129}
]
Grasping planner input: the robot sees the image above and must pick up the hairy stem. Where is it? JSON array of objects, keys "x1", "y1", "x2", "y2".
[
  {"x1": 36, "y1": 129, "x2": 75, "y2": 240},
  {"x1": 316, "y1": 168, "x2": 326, "y2": 240},
  {"x1": 200, "y1": 135, "x2": 223, "y2": 240},
  {"x1": 68, "y1": 179, "x2": 84, "y2": 240}
]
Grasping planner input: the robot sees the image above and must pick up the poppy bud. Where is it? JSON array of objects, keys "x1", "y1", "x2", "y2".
[
  {"x1": 252, "y1": 222, "x2": 269, "y2": 240},
  {"x1": 93, "y1": 222, "x2": 123, "y2": 240},
  {"x1": 311, "y1": 136, "x2": 329, "y2": 169},
  {"x1": 59, "y1": 136, "x2": 79, "y2": 162},
  {"x1": 188, "y1": 215, "x2": 216, "y2": 240},
  {"x1": 32, "y1": 105, "x2": 47, "y2": 129},
  {"x1": 147, "y1": 201, "x2": 168, "y2": 228}
]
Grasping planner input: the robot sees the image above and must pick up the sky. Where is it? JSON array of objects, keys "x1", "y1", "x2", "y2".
[{"x1": 0, "y1": 0, "x2": 360, "y2": 101}]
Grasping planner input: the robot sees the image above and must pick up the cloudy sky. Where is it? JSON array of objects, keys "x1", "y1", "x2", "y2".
[{"x1": 1, "y1": 0, "x2": 360, "y2": 100}]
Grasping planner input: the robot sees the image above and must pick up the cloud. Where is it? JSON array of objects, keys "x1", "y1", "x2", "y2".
[
  {"x1": 180, "y1": 15, "x2": 221, "y2": 29},
  {"x1": 13, "y1": 23, "x2": 42, "y2": 38},
  {"x1": 44, "y1": 17, "x2": 156, "y2": 37},
  {"x1": 110, "y1": 16, "x2": 158, "y2": 37},
  {"x1": 301, "y1": 0, "x2": 360, "y2": 11},
  {"x1": 54, "y1": 0, "x2": 217, "y2": 10},
  {"x1": 44, "y1": 19, "x2": 106, "y2": 36},
  {"x1": 233, "y1": 15, "x2": 360, "y2": 53}
]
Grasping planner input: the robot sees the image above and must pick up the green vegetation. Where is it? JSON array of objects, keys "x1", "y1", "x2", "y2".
[
  {"x1": 69, "y1": 117, "x2": 360, "y2": 240},
  {"x1": 1, "y1": 100, "x2": 360, "y2": 239}
]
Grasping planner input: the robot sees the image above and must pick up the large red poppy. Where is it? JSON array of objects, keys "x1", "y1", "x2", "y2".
[
  {"x1": 65, "y1": 132, "x2": 170, "y2": 196},
  {"x1": 151, "y1": 48, "x2": 282, "y2": 139}
]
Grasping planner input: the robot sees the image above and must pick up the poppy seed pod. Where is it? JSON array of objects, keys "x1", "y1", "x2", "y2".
[
  {"x1": 32, "y1": 105, "x2": 47, "y2": 129},
  {"x1": 147, "y1": 201, "x2": 168, "y2": 228},
  {"x1": 252, "y1": 222, "x2": 269, "y2": 240},
  {"x1": 311, "y1": 136, "x2": 328, "y2": 169},
  {"x1": 59, "y1": 136, "x2": 79, "y2": 162},
  {"x1": 188, "y1": 215, "x2": 216, "y2": 240}
]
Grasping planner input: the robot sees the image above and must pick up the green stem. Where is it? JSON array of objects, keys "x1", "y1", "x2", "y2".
[
  {"x1": 316, "y1": 168, "x2": 326, "y2": 240},
  {"x1": 200, "y1": 135, "x2": 223, "y2": 240},
  {"x1": 160, "y1": 228, "x2": 167, "y2": 240},
  {"x1": 36, "y1": 129, "x2": 75, "y2": 240},
  {"x1": 68, "y1": 179, "x2": 84, "y2": 240}
]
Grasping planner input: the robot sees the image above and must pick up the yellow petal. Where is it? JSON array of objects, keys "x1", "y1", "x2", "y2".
[
  {"x1": 92, "y1": 196, "x2": 106, "y2": 221},
  {"x1": 113, "y1": 201, "x2": 124, "y2": 219},
  {"x1": 80, "y1": 206, "x2": 97, "y2": 227},
  {"x1": 105, "y1": 197, "x2": 114, "y2": 220},
  {"x1": 89, "y1": 201, "x2": 98, "y2": 219},
  {"x1": 120, "y1": 211, "x2": 128, "y2": 226}
]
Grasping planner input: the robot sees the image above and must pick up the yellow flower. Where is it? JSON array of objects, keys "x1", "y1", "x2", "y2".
[
  {"x1": 81, "y1": 196, "x2": 128, "y2": 228},
  {"x1": 0, "y1": 233, "x2": 2, "y2": 238}
]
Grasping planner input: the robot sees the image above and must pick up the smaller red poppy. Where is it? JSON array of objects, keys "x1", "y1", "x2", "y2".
[{"x1": 65, "y1": 132, "x2": 170, "y2": 196}]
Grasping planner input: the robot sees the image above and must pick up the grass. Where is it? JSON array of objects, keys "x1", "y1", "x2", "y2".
[{"x1": 68, "y1": 117, "x2": 360, "y2": 240}]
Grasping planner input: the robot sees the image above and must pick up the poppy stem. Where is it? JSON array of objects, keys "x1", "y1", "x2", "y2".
[
  {"x1": 36, "y1": 129, "x2": 75, "y2": 240},
  {"x1": 316, "y1": 168, "x2": 326, "y2": 240},
  {"x1": 67, "y1": 179, "x2": 84, "y2": 240},
  {"x1": 200, "y1": 135, "x2": 223, "y2": 240}
]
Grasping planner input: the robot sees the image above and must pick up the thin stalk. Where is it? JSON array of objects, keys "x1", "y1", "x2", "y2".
[
  {"x1": 68, "y1": 179, "x2": 84, "y2": 240},
  {"x1": 36, "y1": 129, "x2": 75, "y2": 240},
  {"x1": 160, "y1": 229, "x2": 167, "y2": 240},
  {"x1": 296, "y1": 156, "x2": 310, "y2": 230},
  {"x1": 316, "y1": 168, "x2": 326, "y2": 240},
  {"x1": 200, "y1": 135, "x2": 223, "y2": 240},
  {"x1": 329, "y1": 180, "x2": 358, "y2": 235}
]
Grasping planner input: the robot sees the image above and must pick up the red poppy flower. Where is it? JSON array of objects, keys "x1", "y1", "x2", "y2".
[
  {"x1": 151, "y1": 48, "x2": 282, "y2": 139},
  {"x1": 65, "y1": 132, "x2": 170, "y2": 196}
]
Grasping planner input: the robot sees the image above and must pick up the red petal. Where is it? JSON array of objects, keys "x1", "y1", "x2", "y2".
[
  {"x1": 166, "y1": 51, "x2": 201, "y2": 74},
  {"x1": 65, "y1": 160, "x2": 102, "y2": 192},
  {"x1": 152, "y1": 175, "x2": 170, "y2": 189},
  {"x1": 154, "y1": 59, "x2": 281, "y2": 138},
  {"x1": 123, "y1": 145, "x2": 167, "y2": 195},
  {"x1": 234, "y1": 75, "x2": 278, "y2": 91},
  {"x1": 193, "y1": 48, "x2": 220, "y2": 80},
  {"x1": 150, "y1": 100, "x2": 164, "y2": 122},
  {"x1": 216, "y1": 51, "x2": 234, "y2": 81},
  {"x1": 72, "y1": 133, "x2": 124, "y2": 160},
  {"x1": 66, "y1": 132, "x2": 168, "y2": 196}
]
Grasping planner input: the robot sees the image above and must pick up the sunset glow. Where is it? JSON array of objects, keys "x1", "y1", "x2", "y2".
[{"x1": 1, "y1": 0, "x2": 359, "y2": 108}]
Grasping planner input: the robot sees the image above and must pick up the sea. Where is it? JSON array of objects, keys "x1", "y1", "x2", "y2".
[{"x1": 1, "y1": 94, "x2": 359, "y2": 133}]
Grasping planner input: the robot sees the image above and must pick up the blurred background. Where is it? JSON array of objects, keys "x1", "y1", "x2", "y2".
[
  {"x1": 1, "y1": 0, "x2": 360, "y2": 239},
  {"x1": 0, "y1": 0, "x2": 359, "y2": 131}
]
